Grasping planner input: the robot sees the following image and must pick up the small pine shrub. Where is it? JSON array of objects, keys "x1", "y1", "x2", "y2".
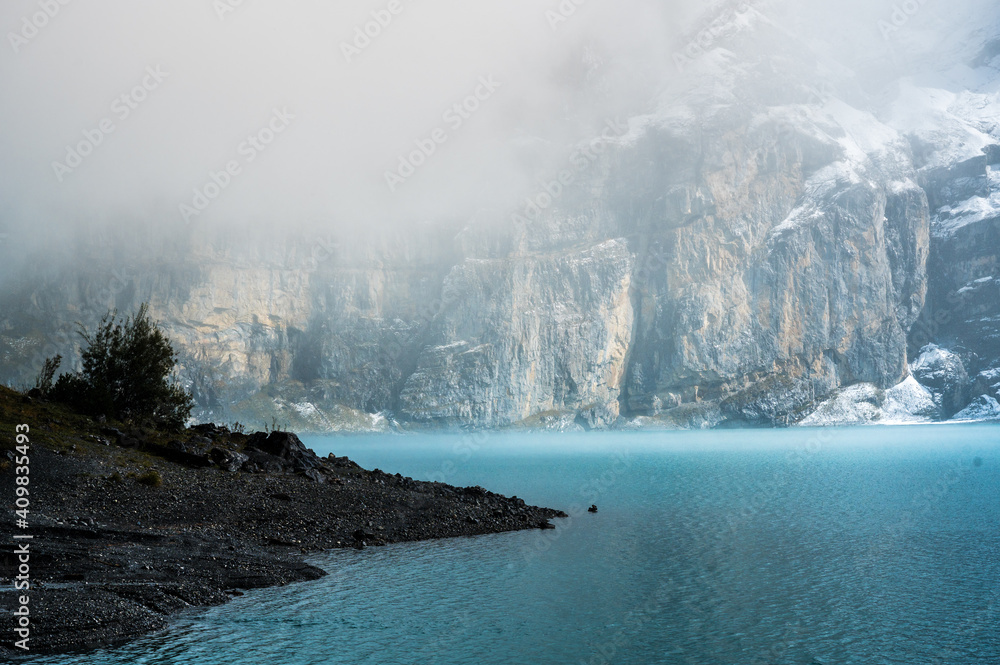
[
  {"x1": 46, "y1": 303, "x2": 193, "y2": 431},
  {"x1": 34, "y1": 355, "x2": 62, "y2": 396}
]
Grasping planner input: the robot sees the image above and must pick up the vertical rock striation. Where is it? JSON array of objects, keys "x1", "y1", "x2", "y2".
[{"x1": 7, "y1": 4, "x2": 1000, "y2": 430}]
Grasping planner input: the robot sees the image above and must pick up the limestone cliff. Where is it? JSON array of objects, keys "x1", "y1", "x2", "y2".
[{"x1": 2, "y1": 3, "x2": 998, "y2": 430}]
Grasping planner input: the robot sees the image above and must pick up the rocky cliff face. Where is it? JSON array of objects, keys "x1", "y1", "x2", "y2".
[
  {"x1": 606, "y1": 98, "x2": 929, "y2": 427},
  {"x1": 908, "y1": 152, "x2": 1000, "y2": 409},
  {"x1": 398, "y1": 239, "x2": 634, "y2": 428},
  {"x1": 1, "y1": 3, "x2": 998, "y2": 430}
]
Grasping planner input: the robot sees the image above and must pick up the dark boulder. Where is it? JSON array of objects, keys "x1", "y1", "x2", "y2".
[
  {"x1": 190, "y1": 423, "x2": 229, "y2": 439},
  {"x1": 352, "y1": 528, "x2": 375, "y2": 542},
  {"x1": 245, "y1": 432, "x2": 322, "y2": 472},
  {"x1": 911, "y1": 345, "x2": 971, "y2": 418},
  {"x1": 327, "y1": 454, "x2": 361, "y2": 470},
  {"x1": 300, "y1": 468, "x2": 326, "y2": 484},
  {"x1": 209, "y1": 447, "x2": 249, "y2": 472},
  {"x1": 241, "y1": 450, "x2": 285, "y2": 473},
  {"x1": 155, "y1": 440, "x2": 212, "y2": 468}
]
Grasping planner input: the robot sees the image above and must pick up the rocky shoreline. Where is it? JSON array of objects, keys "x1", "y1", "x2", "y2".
[{"x1": 0, "y1": 387, "x2": 566, "y2": 657}]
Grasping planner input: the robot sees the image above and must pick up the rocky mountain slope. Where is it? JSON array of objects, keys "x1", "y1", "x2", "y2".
[{"x1": 1, "y1": 1, "x2": 998, "y2": 430}]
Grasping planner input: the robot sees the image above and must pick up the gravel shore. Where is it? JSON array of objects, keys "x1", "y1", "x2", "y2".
[{"x1": 0, "y1": 388, "x2": 565, "y2": 657}]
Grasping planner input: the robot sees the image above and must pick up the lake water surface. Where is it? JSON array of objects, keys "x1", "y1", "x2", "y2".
[{"x1": 26, "y1": 425, "x2": 1000, "y2": 664}]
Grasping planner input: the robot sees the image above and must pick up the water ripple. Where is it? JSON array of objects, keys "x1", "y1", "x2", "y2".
[{"x1": 22, "y1": 426, "x2": 1000, "y2": 665}]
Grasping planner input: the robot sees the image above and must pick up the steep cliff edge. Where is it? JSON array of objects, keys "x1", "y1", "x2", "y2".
[{"x1": 2, "y1": 3, "x2": 998, "y2": 430}]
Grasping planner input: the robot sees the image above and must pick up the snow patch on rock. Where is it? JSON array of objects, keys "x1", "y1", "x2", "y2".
[
  {"x1": 933, "y1": 175, "x2": 1000, "y2": 239},
  {"x1": 885, "y1": 80, "x2": 998, "y2": 171},
  {"x1": 911, "y1": 344, "x2": 960, "y2": 377},
  {"x1": 951, "y1": 395, "x2": 1000, "y2": 421},
  {"x1": 798, "y1": 383, "x2": 883, "y2": 426},
  {"x1": 798, "y1": 377, "x2": 937, "y2": 426},
  {"x1": 883, "y1": 376, "x2": 939, "y2": 423}
]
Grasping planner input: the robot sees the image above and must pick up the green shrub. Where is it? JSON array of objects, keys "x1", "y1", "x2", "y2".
[
  {"x1": 136, "y1": 470, "x2": 162, "y2": 487},
  {"x1": 46, "y1": 303, "x2": 194, "y2": 430}
]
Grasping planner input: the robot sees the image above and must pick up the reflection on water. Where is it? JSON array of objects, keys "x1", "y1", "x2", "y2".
[{"x1": 24, "y1": 425, "x2": 1000, "y2": 664}]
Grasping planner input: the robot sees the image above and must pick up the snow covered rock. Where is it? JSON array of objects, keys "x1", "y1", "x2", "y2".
[
  {"x1": 882, "y1": 376, "x2": 940, "y2": 422},
  {"x1": 798, "y1": 383, "x2": 883, "y2": 426},
  {"x1": 951, "y1": 395, "x2": 1000, "y2": 421},
  {"x1": 797, "y1": 376, "x2": 938, "y2": 426},
  {"x1": 910, "y1": 344, "x2": 971, "y2": 417},
  {"x1": 972, "y1": 367, "x2": 1000, "y2": 399}
]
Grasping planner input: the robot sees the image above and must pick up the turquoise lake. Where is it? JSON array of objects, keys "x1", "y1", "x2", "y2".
[{"x1": 25, "y1": 425, "x2": 1000, "y2": 664}]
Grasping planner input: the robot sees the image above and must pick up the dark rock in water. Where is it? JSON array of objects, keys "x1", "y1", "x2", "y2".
[
  {"x1": 246, "y1": 432, "x2": 322, "y2": 472},
  {"x1": 588, "y1": 505, "x2": 598, "y2": 513},
  {"x1": 538, "y1": 521, "x2": 556, "y2": 530}
]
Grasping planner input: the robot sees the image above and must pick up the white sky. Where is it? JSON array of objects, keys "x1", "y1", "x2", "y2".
[
  {"x1": 0, "y1": 0, "x2": 993, "y2": 248},
  {"x1": 0, "y1": 0, "x2": 689, "y2": 237}
]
